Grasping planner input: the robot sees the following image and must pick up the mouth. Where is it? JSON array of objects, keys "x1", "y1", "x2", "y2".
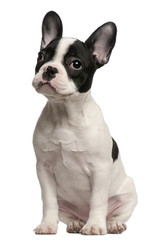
[
  {"x1": 38, "y1": 81, "x2": 50, "y2": 87},
  {"x1": 34, "y1": 80, "x2": 56, "y2": 94},
  {"x1": 33, "y1": 77, "x2": 76, "y2": 98}
]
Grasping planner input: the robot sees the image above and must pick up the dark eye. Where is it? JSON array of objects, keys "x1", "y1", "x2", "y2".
[
  {"x1": 70, "y1": 60, "x2": 82, "y2": 70},
  {"x1": 38, "y1": 52, "x2": 44, "y2": 62}
]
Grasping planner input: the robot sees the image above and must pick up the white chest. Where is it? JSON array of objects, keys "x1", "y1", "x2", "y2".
[{"x1": 45, "y1": 149, "x2": 92, "y2": 206}]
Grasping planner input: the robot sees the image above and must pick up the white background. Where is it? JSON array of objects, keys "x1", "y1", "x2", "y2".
[{"x1": 0, "y1": 0, "x2": 154, "y2": 239}]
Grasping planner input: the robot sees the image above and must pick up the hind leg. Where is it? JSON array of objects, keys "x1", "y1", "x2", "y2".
[
  {"x1": 107, "y1": 192, "x2": 137, "y2": 234},
  {"x1": 59, "y1": 211, "x2": 85, "y2": 233}
]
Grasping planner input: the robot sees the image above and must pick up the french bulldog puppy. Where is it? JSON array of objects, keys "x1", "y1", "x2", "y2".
[{"x1": 32, "y1": 11, "x2": 137, "y2": 235}]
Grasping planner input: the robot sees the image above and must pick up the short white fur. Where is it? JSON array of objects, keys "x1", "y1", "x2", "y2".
[{"x1": 33, "y1": 89, "x2": 137, "y2": 234}]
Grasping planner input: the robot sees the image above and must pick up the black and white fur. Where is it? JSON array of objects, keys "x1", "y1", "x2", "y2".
[{"x1": 32, "y1": 11, "x2": 137, "y2": 235}]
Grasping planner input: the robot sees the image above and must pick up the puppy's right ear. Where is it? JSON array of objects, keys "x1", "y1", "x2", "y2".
[{"x1": 41, "y1": 11, "x2": 63, "y2": 49}]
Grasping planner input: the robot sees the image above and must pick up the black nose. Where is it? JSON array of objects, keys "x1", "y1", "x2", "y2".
[{"x1": 42, "y1": 66, "x2": 58, "y2": 81}]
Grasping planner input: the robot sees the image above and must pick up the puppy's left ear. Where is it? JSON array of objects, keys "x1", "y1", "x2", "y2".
[
  {"x1": 41, "y1": 11, "x2": 63, "y2": 49},
  {"x1": 85, "y1": 22, "x2": 117, "y2": 67}
]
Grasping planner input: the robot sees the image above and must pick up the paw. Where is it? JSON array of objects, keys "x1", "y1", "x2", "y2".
[
  {"x1": 67, "y1": 220, "x2": 85, "y2": 233},
  {"x1": 80, "y1": 223, "x2": 107, "y2": 235},
  {"x1": 34, "y1": 221, "x2": 58, "y2": 234},
  {"x1": 107, "y1": 221, "x2": 127, "y2": 234}
]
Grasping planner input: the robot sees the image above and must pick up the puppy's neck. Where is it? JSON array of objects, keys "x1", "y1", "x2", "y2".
[{"x1": 47, "y1": 90, "x2": 94, "y2": 124}]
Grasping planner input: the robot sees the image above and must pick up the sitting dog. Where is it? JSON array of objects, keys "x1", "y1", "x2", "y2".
[{"x1": 32, "y1": 11, "x2": 137, "y2": 235}]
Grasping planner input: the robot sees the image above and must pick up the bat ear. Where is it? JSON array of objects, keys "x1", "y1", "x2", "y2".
[
  {"x1": 41, "y1": 11, "x2": 63, "y2": 49},
  {"x1": 85, "y1": 22, "x2": 117, "y2": 67}
]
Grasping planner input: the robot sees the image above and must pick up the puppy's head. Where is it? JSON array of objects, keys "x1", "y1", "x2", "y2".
[{"x1": 32, "y1": 11, "x2": 117, "y2": 100}]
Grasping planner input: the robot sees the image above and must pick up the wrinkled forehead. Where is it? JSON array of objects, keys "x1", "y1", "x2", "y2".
[{"x1": 44, "y1": 37, "x2": 90, "y2": 62}]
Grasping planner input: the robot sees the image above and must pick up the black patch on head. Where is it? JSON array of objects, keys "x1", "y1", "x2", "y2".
[
  {"x1": 63, "y1": 40, "x2": 97, "y2": 93},
  {"x1": 112, "y1": 138, "x2": 119, "y2": 162},
  {"x1": 35, "y1": 38, "x2": 61, "y2": 73}
]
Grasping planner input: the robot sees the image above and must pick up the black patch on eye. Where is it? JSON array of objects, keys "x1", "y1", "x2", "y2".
[
  {"x1": 35, "y1": 38, "x2": 61, "y2": 73},
  {"x1": 112, "y1": 138, "x2": 119, "y2": 162},
  {"x1": 64, "y1": 40, "x2": 97, "y2": 93}
]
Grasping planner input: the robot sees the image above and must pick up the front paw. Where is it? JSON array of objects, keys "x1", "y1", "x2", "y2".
[
  {"x1": 80, "y1": 222, "x2": 107, "y2": 235},
  {"x1": 34, "y1": 221, "x2": 58, "y2": 234}
]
